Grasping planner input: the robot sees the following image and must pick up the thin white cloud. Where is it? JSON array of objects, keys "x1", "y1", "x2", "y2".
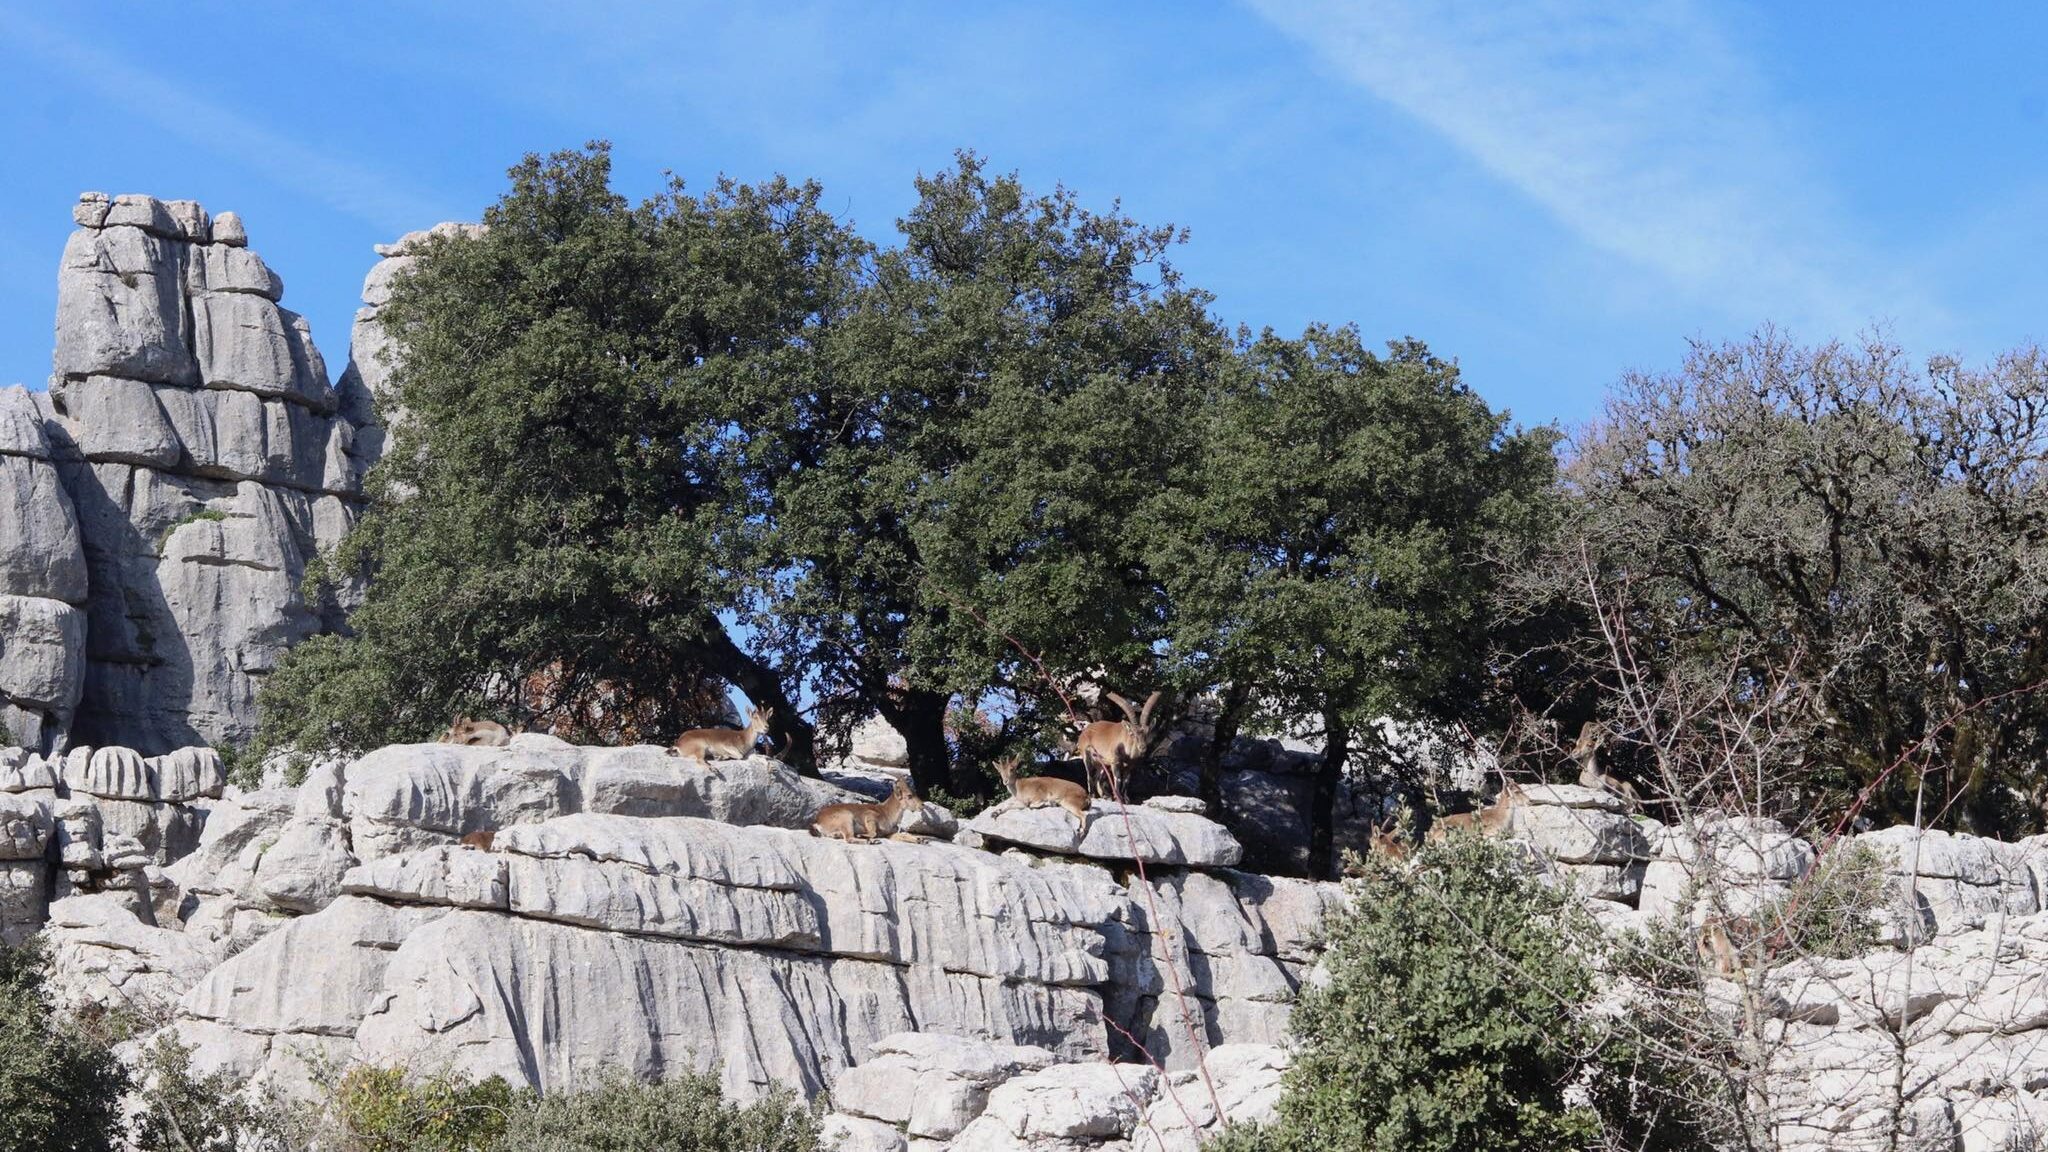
[
  {"x1": 1245, "y1": 0, "x2": 1936, "y2": 335},
  {"x1": 0, "y1": 8, "x2": 442, "y2": 237}
]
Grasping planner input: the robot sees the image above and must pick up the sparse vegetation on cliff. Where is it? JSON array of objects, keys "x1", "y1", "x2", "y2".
[{"x1": 0, "y1": 942, "x2": 127, "y2": 1152}]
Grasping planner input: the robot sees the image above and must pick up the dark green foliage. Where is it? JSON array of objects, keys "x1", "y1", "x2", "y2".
[
  {"x1": 1216, "y1": 837, "x2": 1633, "y2": 1152},
  {"x1": 0, "y1": 941, "x2": 128, "y2": 1152},
  {"x1": 760, "y1": 153, "x2": 1227, "y2": 792},
  {"x1": 256, "y1": 144, "x2": 1552, "y2": 826},
  {"x1": 258, "y1": 143, "x2": 852, "y2": 766},
  {"x1": 493, "y1": 1069, "x2": 816, "y2": 1152},
  {"x1": 1154, "y1": 328, "x2": 1558, "y2": 873}
]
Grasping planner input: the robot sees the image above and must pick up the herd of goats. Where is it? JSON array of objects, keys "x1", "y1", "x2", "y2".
[
  {"x1": 434, "y1": 699, "x2": 1782, "y2": 975},
  {"x1": 433, "y1": 690, "x2": 1167, "y2": 844},
  {"x1": 433, "y1": 692, "x2": 1643, "y2": 854}
]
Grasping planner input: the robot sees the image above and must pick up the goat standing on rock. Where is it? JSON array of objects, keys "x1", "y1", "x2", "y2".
[{"x1": 1074, "y1": 690, "x2": 1165, "y2": 800}]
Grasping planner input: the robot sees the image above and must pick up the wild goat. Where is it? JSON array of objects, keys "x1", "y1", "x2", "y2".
[
  {"x1": 1366, "y1": 815, "x2": 1411, "y2": 862},
  {"x1": 811, "y1": 777, "x2": 925, "y2": 842},
  {"x1": 1697, "y1": 914, "x2": 1774, "y2": 977},
  {"x1": 994, "y1": 756, "x2": 1090, "y2": 825},
  {"x1": 1074, "y1": 690, "x2": 1165, "y2": 800},
  {"x1": 1572, "y1": 721, "x2": 1639, "y2": 811},
  {"x1": 669, "y1": 705, "x2": 773, "y2": 763},
  {"x1": 1427, "y1": 780, "x2": 1526, "y2": 842},
  {"x1": 458, "y1": 829, "x2": 495, "y2": 852},
  {"x1": 443, "y1": 717, "x2": 512, "y2": 747}
]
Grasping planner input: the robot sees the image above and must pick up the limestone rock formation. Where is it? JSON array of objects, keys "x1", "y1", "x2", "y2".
[
  {"x1": 963, "y1": 798, "x2": 1244, "y2": 868},
  {"x1": 0, "y1": 738, "x2": 1320, "y2": 1111},
  {"x1": 336, "y1": 220, "x2": 485, "y2": 473},
  {"x1": 39, "y1": 193, "x2": 379, "y2": 753},
  {"x1": 0, "y1": 386, "x2": 88, "y2": 751}
]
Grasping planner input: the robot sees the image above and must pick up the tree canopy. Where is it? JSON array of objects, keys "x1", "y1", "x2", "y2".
[
  {"x1": 256, "y1": 143, "x2": 1555, "y2": 863},
  {"x1": 1513, "y1": 331, "x2": 2048, "y2": 833}
]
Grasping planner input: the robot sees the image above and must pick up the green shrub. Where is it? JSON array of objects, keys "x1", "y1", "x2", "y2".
[
  {"x1": 0, "y1": 940, "x2": 129, "y2": 1152},
  {"x1": 491, "y1": 1069, "x2": 817, "y2": 1152},
  {"x1": 329, "y1": 1065, "x2": 525, "y2": 1152},
  {"x1": 129, "y1": 1035, "x2": 288, "y2": 1152},
  {"x1": 1213, "y1": 835, "x2": 1657, "y2": 1152},
  {"x1": 1768, "y1": 841, "x2": 1888, "y2": 960}
]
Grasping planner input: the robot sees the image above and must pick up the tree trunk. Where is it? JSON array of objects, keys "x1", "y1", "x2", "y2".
[
  {"x1": 1308, "y1": 709, "x2": 1349, "y2": 879},
  {"x1": 880, "y1": 687, "x2": 953, "y2": 797},
  {"x1": 687, "y1": 626, "x2": 818, "y2": 776},
  {"x1": 1200, "y1": 682, "x2": 1253, "y2": 816}
]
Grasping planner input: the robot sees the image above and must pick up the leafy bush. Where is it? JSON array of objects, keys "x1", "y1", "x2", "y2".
[
  {"x1": 0, "y1": 940, "x2": 128, "y2": 1152},
  {"x1": 129, "y1": 1035, "x2": 288, "y2": 1152},
  {"x1": 493, "y1": 1068, "x2": 817, "y2": 1152},
  {"x1": 328, "y1": 1064, "x2": 525, "y2": 1152},
  {"x1": 1768, "y1": 841, "x2": 1889, "y2": 961},
  {"x1": 1213, "y1": 835, "x2": 1688, "y2": 1152}
]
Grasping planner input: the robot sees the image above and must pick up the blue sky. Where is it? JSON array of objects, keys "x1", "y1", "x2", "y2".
[{"x1": 3, "y1": 1, "x2": 2046, "y2": 430}]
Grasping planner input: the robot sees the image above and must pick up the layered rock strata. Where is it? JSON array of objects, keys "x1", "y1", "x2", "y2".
[
  {"x1": 0, "y1": 386, "x2": 87, "y2": 751},
  {"x1": 39, "y1": 193, "x2": 380, "y2": 753}
]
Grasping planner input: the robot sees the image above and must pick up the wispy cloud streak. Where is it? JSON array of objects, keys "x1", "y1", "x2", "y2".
[
  {"x1": 1245, "y1": 0, "x2": 1933, "y2": 335},
  {"x1": 0, "y1": 8, "x2": 442, "y2": 236}
]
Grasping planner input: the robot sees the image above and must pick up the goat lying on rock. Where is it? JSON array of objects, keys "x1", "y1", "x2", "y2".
[
  {"x1": 669, "y1": 705, "x2": 773, "y2": 763},
  {"x1": 1427, "y1": 780, "x2": 1526, "y2": 843},
  {"x1": 993, "y1": 756, "x2": 1091, "y2": 825},
  {"x1": 811, "y1": 777, "x2": 925, "y2": 843},
  {"x1": 442, "y1": 717, "x2": 512, "y2": 747}
]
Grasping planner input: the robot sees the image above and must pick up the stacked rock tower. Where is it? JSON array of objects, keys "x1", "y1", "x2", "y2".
[{"x1": 0, "y1": 193, "x2": 381, "y2": 756}]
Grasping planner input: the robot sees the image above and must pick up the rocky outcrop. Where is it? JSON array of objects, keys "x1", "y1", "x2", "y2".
[
  {"x1": 0, "y1": 386, "x2": 88, "y2": 751},
  {"x1": 334, "y1": 221, "x2": 483, "y2": 476},
  {"x1": 142, "y1": 741, "x2": 1327, "y2": 1105},
  {"x1": 36, "y1": 193, "x2": 381, "y2": 754},
  {"x1": 826, "y1": 1033, "x2": 1289, "y2": 1152},
  {"x1": 962, "y1": 797, "x2": 1244, "y2": 868},
  {"x1": 1759, "y1": 912, "x2": 2048, "y2": 1151}
]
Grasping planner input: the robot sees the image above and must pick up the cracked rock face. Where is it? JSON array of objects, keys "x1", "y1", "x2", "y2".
[
  {"x1": 111, "y1": 741, "x2": 1341, "y2": 1107},
  {"x1": 37, "y1": 193, "x2": 380, "y2": 753},
  {"x1": 0, "y1": 386, "x2": 88, "y2": 750}
]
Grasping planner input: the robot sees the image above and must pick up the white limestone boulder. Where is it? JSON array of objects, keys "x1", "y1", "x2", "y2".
[
  {"x1": 966, "y1": 799, "x2": 1243, "y2": 867},
  {"x1": 54, "y1": 223, "x2": 197, "y2": 386},
  {"x1": 0, "y1": 749, "x2": 59, "y2": 792},
  {"x1": 41, "y1": 892, "x2": 218, "y2": 1014},
  {"x1": 341, "y1": 845, "x2": 508, "y2": 910},
  {"x1": 1508, "y1": 804, "x2": 1650, "y2": 865},
  {"x1": 50, "y1": 374, "x2": 181, "y2": 467},
  {"x1": 818, "y1": 1115, "x2": 906, "y2": 1152},
  {"x1": 0, "y1": 596, "x2": 85, "y2": 713},
  {"x1": 830, "y1": 1032, "x2": 1057, "y2": 1140},
  {"x1": 950, "y1": 1061, "x2": 1159, "y2": 1148},
  {"x1": 0, "y1": 386, "x2": 88, "y2": 604},
  {"x1": 1517, "y1": 782, "x2": 1630, "y2": 812},
  {"x1": 0, "y1": 792, "x2": 52, "y2": 859},
  {"x1": 1132, "y1": 1044, "x2": 1291, "y2": 1152},
  {"x1": 149, "y1": 746, "x2": 226, "y2": 802},
  {"x1": 254, "y1": 818, "x2": 355, "y2": 913},
  {"x1": 0, "y1": 860, "x2": 46, "y2": 945},
  {"x1": 1855, "y1": 827, "x2": 2037, "y2": 940}
]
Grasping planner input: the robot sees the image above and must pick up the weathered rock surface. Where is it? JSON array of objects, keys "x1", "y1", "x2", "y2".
[
  {"x1": 34, "y1": 193, "x2": 378, "y2": 753},
  {"x1": 55, "y1": 739, "x2": 1332, "y2": 1114},
  {"x1": 0, "y1": 387, "x2": 88, "y2": 752},
  {"x1": 965, "y1": 800, "x2": 1244, "y2": 868}
]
